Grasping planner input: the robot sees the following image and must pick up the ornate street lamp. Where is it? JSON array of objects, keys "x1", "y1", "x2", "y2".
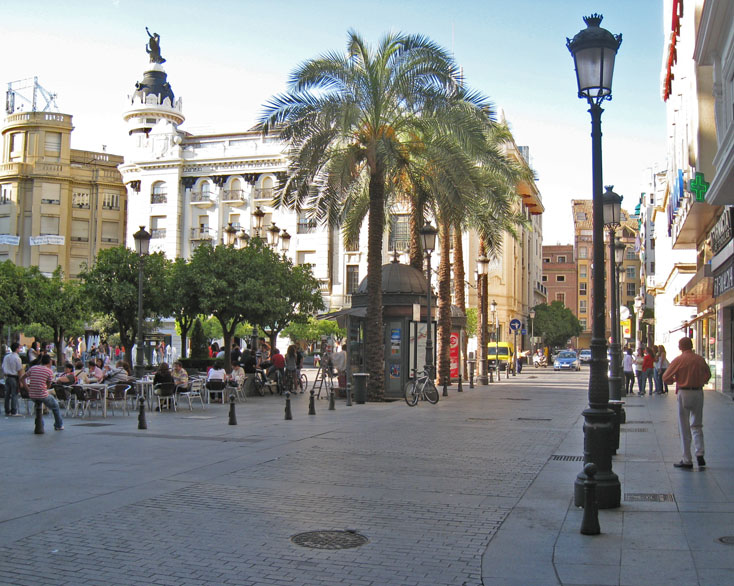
[
  {"x1": 420, "y1": 222, "x2": 438, "y2": 379},
  {"x1": 529, "y1": 308, "x2": 536, "y2": 358},
  {"x1": 236, "y1": 228, "x2": 250, "y2": 249},
  {"x1": 252, "y1": 206, "x2": 265, "y2": 238},
  {"x1": 603, "y1": 186, "x2": 623, "y2": 404},
  {"x1": 490, "y1": 299, "x2": 499, "y2": 381},
  {"x1": 280, "y1": 229, "x2": 291, "y2": 254},
  {"x1": 567, "y1": 13, "x2": 622, "y2": 509},
  {"x1": 634, "y1": 294, "x2": 644, "y2": 347},
  {"x1": 133, "y1": 226, "x2": 151, "y2": 380},
  {"x1": 267, "y1": 222, "x2": 281, "y2": 249},
  {"x1": 223, "y1": 222, "x2": 237, "y2": 247},
  {"x1": 477, "y1": 254, "x2": 489, "y2": 384}
]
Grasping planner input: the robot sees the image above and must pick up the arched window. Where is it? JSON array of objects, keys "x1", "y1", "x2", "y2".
[{"x1": 151, "y1": 182, "x2": 167, "y2": 204}]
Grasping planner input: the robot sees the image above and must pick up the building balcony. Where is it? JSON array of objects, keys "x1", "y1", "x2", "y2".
[
  {"x1": 151, "y1": 228, "x2": 166, "y2": 239},
  {"x1": 671, "y1": 193, "x2": 720, "y2": 250},
  {"x1": 190, "y1": 191, "x2": 214, "y2": 207},
  {"x1": 151, "y1": 193, "x2": 167, "y2": 205},
  {"x1": 535, "y1": 281, "x2": 547, "y2": 297},
  {"x1": 222, "y1": 189, "x2": 247, "y2": 205},
  {"x1": 191, "y1": 227, "x2": 214, "y2": 241},
  {"x1": 254, "y1": 187, "x2": 274, "y2": 202},
  {"x1": 297, "y1": 219, "x2": 318, "y2": 234}
]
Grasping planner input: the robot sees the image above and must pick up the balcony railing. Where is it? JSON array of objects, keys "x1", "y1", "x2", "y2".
[
  {"x1": 151, "y1": 228, "x2": 166, "y2": 239},
  {"x1": 222, "y1": 189, "x2": 246, "y2": 203},
  {"x1": 41, "y1": 198, "x2": 60, "y2": 205},
  {"x1": 191, "y1": 227, "x2": 213, "y2": 240},
  {"x1": 297, "y1": 219, "x2": 318, "y2": 234},
  {"x1": 151, "y1": 193, "x2": 167, "y2": 204},
  {"x1": 190, "y1": 191, "x2": 214, "y2": 205},
  {"x1": 254, "y1": 187, "x2": 274, "y2": 201}
]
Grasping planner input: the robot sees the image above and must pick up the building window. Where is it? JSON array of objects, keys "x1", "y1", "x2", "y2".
[
  {"x1": 44, "y1": 132, "x2": 61, "y2": 156},
  {"x1": 579, "y1": 264, "x2": 587, "y2": 279},
  {"x1": 388, "y1": 214, "x2": 410, "y2": 252},
  {"x1": 40, "y1": 215, "x2": 59, "y2": 235},
  {"x1": 579, "y1": 299, "x2": 587, "y2": 314},
  {"x1": 297, "y1": 212, "x2": 317, "y2": 234},
  {"x1": 576, "y1": 211, "x2": 587, "y2": 221},
  {"x1": 101, "y1": 221, "x2": 119, "y2": 243},
  {"x1": 557, "y1": 255, "x2": 566, "y2": 263},
  {"x1": 151, "y1": 182, "x2": 167, "y2": 204},
  {"x1": 41, "y1": 182, "x2": 61, "y2": 205},
  {"x1": 626, "y1": 266, "x2": 636, "y2": 280},
  {"x1": 579, "y1": 282, "x2": 587, "y2": 296},
  {"x1": 556, "y1": 292, "x2": 565, "y2": 306},
  {"x1": 9, "y1": 133, "x2": 24, "y2": 161},
  {"x1": 543, "y1": 257, "x2": 550, "y2": 263},
  {"x1": 626, "y1": 249, "x2": 636, "y2": 260},
  {"x1": 71, "y1": 219, "x2": 89, "y2": 242},
  {"x1": 151, "y1": 216, "x2": 166, "y2": 239},
  {"x1": 72, "y1": 191, "x2": 90, "y2": 208},
  {"x1": 556, "y1": 275, "x2": 565, "y2": 282},
  {"x1": 579, "y1": 247, "x2": 588, "y2": 259},
  {"x1": 102, "y1": 193, "x2": 120, "y2": 210},
  {"x1": 580, "y1": 318, "x2": 587, "y2": 330},
  {"x1": 650, "y1": 261, "x2": 655, "y2": 274},
  {"x1": 38, "y1": 254, "x2": 58, "y2": 275},
  {"x1": 542, "y1": 275, "x2": 548, "y2": 282},
  {"x1": 626, "y1": 283, "x2": 636, "y2": 297},
  {"x1": 346, "y1": 265, "x2": 359, "y2": 294}
]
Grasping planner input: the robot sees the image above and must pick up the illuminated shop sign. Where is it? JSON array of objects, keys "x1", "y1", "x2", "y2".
[
  {"x1": 709, "y1": 207, "x2": 732, "y2": 256},
  {"x1": 713, "y1": 257, "x2": 734, "y2": 298}
]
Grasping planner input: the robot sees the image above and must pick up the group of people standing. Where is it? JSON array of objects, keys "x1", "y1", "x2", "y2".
[{"x1": 621, "y1": 344, "x2": 670, "y2": 396}]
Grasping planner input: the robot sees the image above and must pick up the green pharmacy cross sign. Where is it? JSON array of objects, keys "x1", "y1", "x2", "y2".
[{"x1": 689, "y1": 172, "x2": 709, "y2": 202}]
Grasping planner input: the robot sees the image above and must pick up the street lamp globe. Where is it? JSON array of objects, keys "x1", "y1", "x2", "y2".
[
  {"x1": 477, "y1": 254, "x2": 489, "y2": 275},
  {"x1": 280, "y1": 229, "x2": 291, "y2": 253},
  {"x1": 252, "y1": 206, "x2": 265, "y2": 237},
  {"x1": 615, "y1": 240, "x2": 625, "y2": 264},
  {"x1": 490, "y1": 299, "x2": 497, "y2": 314},
  {"x1": 603, "y1": 186, "x2": 623, "y2": 227},
  {"x1": 224, "y1": 222, "x2": 237, "y2": 247},
  {"x1": 237, "y1": 229, "x2": 250, "y2": 248},
  {"x1": 267, "y1": 223, "x2": 281, "y2": 248},
  {"x1": 133, "y1": 225, "x2": 151, "y2": 256},
  {"x1": 567, "y1": 14, "x2": 622, "y2": 103},
  {"x1": 420, "y1": 222, "x2": 437, "y2": 253}
]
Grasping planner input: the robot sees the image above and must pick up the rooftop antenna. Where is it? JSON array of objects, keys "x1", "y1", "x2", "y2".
[{"x1": 5, "y1": 76, "x2": 59, "y2": 115}]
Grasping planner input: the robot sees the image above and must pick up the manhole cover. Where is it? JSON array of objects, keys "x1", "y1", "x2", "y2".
[
  {"x1": 624, "y1": 493, "x2": 675, "y2": 502},
  {"x1": 551, "y1": 455, "x2": 584, "y2": 462},
  {"x1": 291, "y1": 530, "x2": 368, "y2": 549},
  {"x1": 72, "y1": 423, "x2": 114, "y2": 427},
  {"x1": 717, "y1": 536, "x2": 734, "y2": 545}
]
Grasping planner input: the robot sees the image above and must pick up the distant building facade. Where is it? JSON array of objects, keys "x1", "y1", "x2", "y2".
[{"x1": 541, "y1": 244, "x2": 578, "y2": 346}]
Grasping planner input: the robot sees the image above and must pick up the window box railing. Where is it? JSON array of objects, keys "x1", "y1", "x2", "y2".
[
  {"x1": 191, "y1": 227, "x2": 213, "y2": 240},
  {"x1": 254, "y1": 187, "x2": 274, "y2": 201},
  {"x1": 297, "y1": 219, "x2": 318, "y2": 234},
  {"x1": 190, "y1": 191, "x2": 214, "y2": 204},
  {"x1": 70, "y1": 235, "x2": 89, "y2": 242},
  {"x1": 41, "y1": 199, "x2": 60, "y2": 205},
  {"x1": 151, "y1": 228, "x2": 166, "y2": 239},
  {"x1": 151, "y1": 193, "x2": 167, "y2": 204},
  {"x1": 223, "y1": 189, "x2": 246, "y2": 202}
]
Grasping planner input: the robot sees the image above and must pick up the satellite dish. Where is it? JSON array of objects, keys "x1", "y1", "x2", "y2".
[{"x1": 620, "y1": 306, "x2": 630, "y2": 320}]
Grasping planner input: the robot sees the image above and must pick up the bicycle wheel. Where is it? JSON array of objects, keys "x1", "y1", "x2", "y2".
[
  {"x1": 423, "y1": 380, "x2": 439, "y2": 404},
  {"x1": 299, "y1": 373, "x2": 307, "y2": 392},
  {"x1": 404, "y1": 380, "x2": 419, "y2": 406},
  {"x1": 254, "y1": 376, "x2": 265, "y2": 397}
]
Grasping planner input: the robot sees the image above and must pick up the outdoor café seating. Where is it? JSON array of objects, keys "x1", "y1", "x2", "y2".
[
  {"x1": 153, "y1": 382, "x2": 177, "y2": 412},
  {"x1": 177, "y1": 378, "x2": 205, "y2": 410}
]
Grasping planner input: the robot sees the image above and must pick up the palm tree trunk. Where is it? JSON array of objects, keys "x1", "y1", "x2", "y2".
[
  {"x1": 409, "y1": 200, "x2": 423, "y2": 270},
  {"x1": 366, "y1": 170, "x2": 386, "y2": 400},
  {"x1": 452, "y1": 223, "x2": 466, "y2": 379},
  {"x1": 436, "y1": 219, "x2": 452, "y2": 384}
]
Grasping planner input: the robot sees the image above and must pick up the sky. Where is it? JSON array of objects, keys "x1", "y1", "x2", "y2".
[{"x1": 1, "y1": 0, "x2": 666, "y2": 245}]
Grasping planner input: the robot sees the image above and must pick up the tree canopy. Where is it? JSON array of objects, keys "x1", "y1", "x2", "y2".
[{"x1": 532, "y1": 301, "x2": 583, "y2": 349}]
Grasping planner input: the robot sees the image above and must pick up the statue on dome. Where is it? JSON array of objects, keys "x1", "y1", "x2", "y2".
[{"x1": 145, "y1": 27, "x2": 166, "y2": 64}]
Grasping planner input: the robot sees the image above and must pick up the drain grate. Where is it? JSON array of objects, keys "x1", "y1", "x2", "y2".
[
  {"x1": 625, "y1": 420, "x2": 652, "y2": 424},
  {"x1": 624, "y1": 404, "x2": 644, "y2": 407},
  {"x1": 551, "y1": 455, "x2": 584, "y2": 462},
  {"x1": 291, "y1": 530, "x2": 368, "y2": 550},
  {"x1": 624, "y1": 493, "x2": 675, "y2": 502},
  {"x1": 620, "y1": 427, "x2": 649, "y2": 432},
  {"x1": 717, "y1": 536, "x2": 734, "y2": 545},
  {"x1": 502, "y1": 397, "x2": 531, "y2": 401},
  {"x1": 466, "y1": 417, "x2": 498, "y2": 422},
  {"x1": 516, "y1": 417, "x2": 552, "y2": 421},
  {"x1": 72, "y1": 423, "x2": 114, "y2": 427}
]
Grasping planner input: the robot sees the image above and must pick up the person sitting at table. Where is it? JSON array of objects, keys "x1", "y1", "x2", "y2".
[
  {"x1": 87, "y1": 359, "x2": 104, "y2": 383},
  {"x1": 105, "y1": 360, "x2": 132, "y2": 384},
  {"x1": 266, "y1": 347, "x2": 285, "y2": 382},
  {"x1": 228, "y1": 362, "x2": 245, "y2": 388},
  {"x1": 172, "y1": 361, "x2": 188, "y2": 388},
  {"x1": 55, "y1": 362, "x2": 76, "y2": 385},
  {"x1": 73, "y1": 361, "x2": 88, "y2": 384},
  {"x1": 207, "y1": 361, "x2": 227, "y2": 383},
  {"x1": 153, "y1": 362, "x2": 174, "y2": 385}
]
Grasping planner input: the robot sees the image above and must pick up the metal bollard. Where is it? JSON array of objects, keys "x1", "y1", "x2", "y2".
[
  {"x1": 458, "y1": 374, "x2": 463, "y2": 393},
  {"x1": 284, "y1": 391, "x2": 293, "y2": 420},
  {"x1": 580, "y1": 463, "x2": 601, "y2": 535},
  {"x1": 489, "y1": 365, "x2": 494, "y2": 383},
  {"x1": 228, "y1": 394, "x2": 237, "y2": 425},
  {"x1": 308, "y1": 390, "x2": 316, "y2": 415},
  {"x1": 34, "y1": 401, "x2": 44, "y2": 435},
  {"x1": 442, "y1": 376, "x2": 448, "y2": 397},
  {"x1": 346, "y1": 383, "x2": 352, "y2": 406},
  {"x1": 469, "y1": 361, "x2": 475, "y2": 389},
  {"x1": 138, "y1": 396, "x2": 147, "y2": 430},
  {"x1": 328, "y1": 389, "x2": 335, "y2": 410}
]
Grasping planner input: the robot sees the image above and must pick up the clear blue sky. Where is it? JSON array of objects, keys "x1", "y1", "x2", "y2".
[{"x1": 1, "y1": 0, "x2": 666, "y2": 244}]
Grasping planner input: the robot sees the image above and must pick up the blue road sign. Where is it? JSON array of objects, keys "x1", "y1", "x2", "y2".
[
  {"x1": 509, "y1": 318, "x2": 521, "y2": 331},
  {"x1": 521, "y1": 329, "x2": 527, "y2": 335}
]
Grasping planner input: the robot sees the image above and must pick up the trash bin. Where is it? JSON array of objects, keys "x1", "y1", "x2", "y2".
[{"x1": 352, "y1": 373, "x2": 369, "y2": 404}]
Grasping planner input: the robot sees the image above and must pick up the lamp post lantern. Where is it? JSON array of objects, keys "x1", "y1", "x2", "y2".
[
  {"x1": 236, "y1": 228, "x2": 250, "y2": 249},
  {"x1": 252, "y1": 205, "x2": 265, "y2": 238},
  {"x1": 280, "y1": 229, "x2": 291, "y2": 254},
  {"x1": 223, "y1": 222, "x2": 237, "y2": 247},
  {"x1": 529, "y1": 308, "x2": 536, "y2": 358},
  {"x1": 133, "y1": 226, "x2": 151, "y2": 380},
  {"x1": 420, "y1": 222, "x2": 437, "y2": 379},
  {"x1": 567, "y1": 13, "x2": 622, "y2": 509},
  {"x1": 477, "y1": 254, "x2": 489, "y2": 385},
  {"x1": 634, "y1": 294, "x2": 644, "y2": 347},
  {"x1": 490, "y1": 299, "x2": 499, "y2": 381}
]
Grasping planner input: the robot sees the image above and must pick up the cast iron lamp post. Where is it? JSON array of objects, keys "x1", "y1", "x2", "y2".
[
  {"x1": 634, "y1": 294, "x2": 644, "y2": 347},
  {"x1": 477, "y1": 254, "x2": 489, "y2": 385},
  {"x1": 490, "y1": 299, "x2": 499, "y2": 381},
  {"x1": 420, "y1": 222, "x2": 437, "y2": 379},
  {"x1": 236, "y1": 228, "x2": 250, "y2": 249},
  {"x1": 529, "y1": 308, "x2": 536, "y2": 358},
  {"x1": 267, "y1": 222, "x2": 281, "y2": 249},
  {"x1": 133, "y1": 226, "x2": 151, "y2": 380},
  {"x1": 615, "y1": 241, "x2": 625, "y2": 351},
  {"x1": 252, "y1": 205, "x2": 265, "y2": 238},
  {"x1": 280, "y1": 229, "x2": 291, "y2": 254},
  {"x1": 224, "y1": 222, "x2": 238, "y2": 247},
  {"x1": 567, "y1": 13, "x2": 622, "y2": 509},
  {"x1": 603, "y1": 186, "x2": 623, "y2": 402}
]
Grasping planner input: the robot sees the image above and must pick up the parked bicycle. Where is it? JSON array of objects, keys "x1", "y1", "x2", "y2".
[{"x1": 404, "y1": 368, "x2": 439, "y2": 406}]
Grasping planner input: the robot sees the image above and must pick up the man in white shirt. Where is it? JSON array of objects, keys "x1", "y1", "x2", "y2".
[
  {"x1": 622, "y1": 348, "x2": 635, "y2": 396},
  {"x1": 3, "y1": 343, "x2": 23, "y2": 416}
]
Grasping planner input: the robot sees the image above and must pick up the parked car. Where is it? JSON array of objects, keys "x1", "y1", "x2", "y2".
[
  {"x1": 554, "y1": 350, "x2": 581, "y2": 371},
  {"x1": 579, "y1": 349, "x2": 592, "y2": 364}
]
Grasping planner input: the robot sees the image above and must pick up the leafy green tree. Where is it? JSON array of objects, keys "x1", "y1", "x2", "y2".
[
  {"x1": 189, "y1": 318, "x2": 209, "y2": 360},
  {"x1": 464, "y1": 307, "x2": 477, "y2": 339},
  {"x1": 80, "y1": 246, "x2": 170, "y2": 364},
  {"x1": 166, "y1": 258, "x2": 200, "y2": 358},
  {"x1": 283, "y1": 317, "x2": 346, "y2": 351},
  {"x1": 532, "y1": 301, "x2": 582, "y2": 349},
  {"x1": 0, "y1": 260, "x2": 32, "y2": 342},
  {"x1": 25, "y1": 267, "x2": 86, "y2": 366}
]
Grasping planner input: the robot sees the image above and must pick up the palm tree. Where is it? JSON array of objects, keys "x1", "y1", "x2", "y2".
[{"x1": 258, "y1": 31, "x2": 489, "y2": 399}]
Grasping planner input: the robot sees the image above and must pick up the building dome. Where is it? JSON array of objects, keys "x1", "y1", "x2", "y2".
[
  {"x1": 355, "y1": 260, "x2": 428, "y2": 296},
  {"x1": 132, "y1": 65, "x2": 175, "y2": 105}
]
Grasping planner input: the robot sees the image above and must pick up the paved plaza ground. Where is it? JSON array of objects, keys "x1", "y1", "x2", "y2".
[{"x1": 1, "y1": 368, "x2": 732, "y2": 585}]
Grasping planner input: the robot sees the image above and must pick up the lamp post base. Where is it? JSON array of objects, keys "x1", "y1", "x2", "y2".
[
  {"x1": 477, "y1": 375, "x2": 488, "y2": 385},
  {"x1": 574, "y1": 407, "x2": 621, "y2": 509}
]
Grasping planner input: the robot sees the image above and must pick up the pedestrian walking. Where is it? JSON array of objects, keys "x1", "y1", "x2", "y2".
[
  {"x1": 655, "y1": 345, "x2": 669, "y2": 394},
  {"x1": 633, "y1": 347, "x2": 644, "y2": 395},
  {"x1": 3, "y1": 342, "x2": 23, "y2": 416},
  {"x1": 622, "y1": 347, "x2": 635, "y2": 395},
  {"x1": 640, "y1": 347, "x2": 655, "y2": 396},
  {"x1": 663, "y1": 337, "x2": 711, "y2": 469}
]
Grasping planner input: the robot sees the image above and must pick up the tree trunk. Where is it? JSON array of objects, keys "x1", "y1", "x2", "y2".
[
  {"x1": 218, "y1": 316, "x2": 233, "y2": 373},
  {"x1": 365, "y1": 168, "x2": 386, "y2": 400},
  {"x1": 436, "y1": 219, "x2": 452, "y2": 384},
  {"x1": 478, "y1": 239, "x2": 488, "y2": 381},
  {"x1": 409, "y1": 200, "x2": 423, "y2": 270},
  {"x1": 452, "y1": 224, "x2": 466, "y2": 379},
  {"x1": 53, "y1": 328, "x2": 64, "y2": 372}
]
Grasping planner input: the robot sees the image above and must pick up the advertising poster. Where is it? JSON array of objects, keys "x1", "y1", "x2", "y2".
[{"x1": 450, "y1": 331, "x2": 459, "y2": 379}]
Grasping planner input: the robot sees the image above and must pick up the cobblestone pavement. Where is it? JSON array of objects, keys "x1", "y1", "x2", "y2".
[{"x1": 0, "y1": 370, "x2": 587, "y2": 585}]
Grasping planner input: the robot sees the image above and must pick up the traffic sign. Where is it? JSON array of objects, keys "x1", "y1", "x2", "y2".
[
  {"x1": 521, "y1": 329, "x2": 527, "y2": 335},
  {"x1": 509, "y1": 318, "x2": 521, "y2": 331}
]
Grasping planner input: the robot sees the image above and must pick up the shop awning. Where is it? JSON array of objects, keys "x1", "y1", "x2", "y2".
[{"x1": 674, "y1": 264, "x2": 713, "y2": 306}]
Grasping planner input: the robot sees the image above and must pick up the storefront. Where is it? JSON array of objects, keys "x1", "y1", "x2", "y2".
[{"x1": 711, "y1": 207, "x2": 734, "y2": 396}]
